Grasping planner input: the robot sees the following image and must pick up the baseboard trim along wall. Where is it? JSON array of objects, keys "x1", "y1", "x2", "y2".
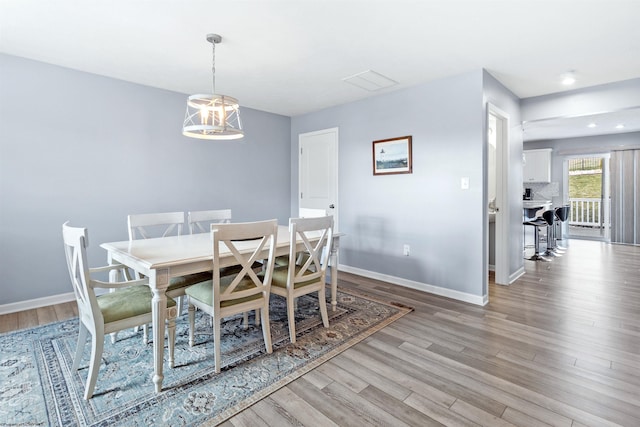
[
  {"x1": 339, "y1": 264, "x2": 488, "y2": 306},
  {"x1": 509, "y1": 267, "x2": 526, "y2": 284},
  {"x1": 0, "y1": 292, "x2": 76, "y2": 315}
]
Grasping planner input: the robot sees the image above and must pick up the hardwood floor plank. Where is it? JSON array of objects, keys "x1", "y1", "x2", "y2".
[
  {"x1": 53, "y1": 301, "x2": 78, "y2": 321},
  {"x1": 314, "y1": 359, "x2": 369, "y2": 393},
  {"x1": 0, "y1": 312, "x2": 18, "y2": 333},
  {"x1": 268, "y1": 386, "x2": 339, "y2": 427},
  {"x1": 17, "y1": 309, "x2": 38, "y2": 330},
  {"x1": 403, "y1": 392, "x2": 481, "y2": 427},
  {"x1": 322, "y1": 381, "x2": 411, "y2": 426},
  {"x1": 286, "y1": 377, "x2": 379, "y2": 427},
  {"x1": 358, "y1": 385, "x2": 445, "y2": 427},
  {"x1": 36, "y1": 305, "x2": 57, "y2": 325},
  {"x1": 227, "y1": 406, "x2": 271, "y2": 427},
  {"x1": 449, "y1": 399, "x2": 517, "y2": 427},
  {"x1": 250, "y1": 396, "x2": 302, "y2": 427}
]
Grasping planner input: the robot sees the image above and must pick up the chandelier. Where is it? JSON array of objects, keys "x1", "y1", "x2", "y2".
[{"x1": 182, "y1": 34, "x2": 244, "y2": 140}]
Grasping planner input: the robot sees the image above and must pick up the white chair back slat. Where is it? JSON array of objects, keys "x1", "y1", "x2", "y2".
[
  {"x1": 127, "y1": 211, "x2": 184, "y2": 240},
  {"x1": 289, "y1": 216, "x2": 333, "y2": 285},
  {"x1": 212, "y1": 220, "x2": 277, "y2": 304},
  {"x1": 188, "y1": 209, "x2": 232, "y2": 234}
]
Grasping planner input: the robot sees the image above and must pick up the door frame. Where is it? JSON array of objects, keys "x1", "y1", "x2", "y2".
[
  {"x1": 487, "y1": 103, "x2": 510, "y2": 286},
  {"x1": 298, "y1": 127, "x2": 339, "y2": 231}
]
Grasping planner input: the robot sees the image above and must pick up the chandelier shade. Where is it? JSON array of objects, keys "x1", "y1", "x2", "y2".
[{"x1": 182, "y1": 34, "x2": 244, "y2": 140}]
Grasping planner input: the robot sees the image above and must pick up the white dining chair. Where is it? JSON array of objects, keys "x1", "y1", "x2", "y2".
[
  {"x1": 62, "y1": 222, "x2": 177, "y2": 399},
  {"x1": 127, "y1": 212, "x2": 210, "y2": 341},
  {"x1": 187, "y1": 209, "x2": 232, "y2": 234},
  {"x1": 270, "y1": 215, "x2": 333, "y2": 343},
  {"x1": 185, "y1": 219, "x2": 278, "y2": 373},
  {"x1": 275, "y1": 208, "x2": 329, "y2": 268}
]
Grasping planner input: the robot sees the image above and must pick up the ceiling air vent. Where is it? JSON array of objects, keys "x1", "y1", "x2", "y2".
[{"x1": 342, "y1": 69, "x2": 398, "y2": 92}]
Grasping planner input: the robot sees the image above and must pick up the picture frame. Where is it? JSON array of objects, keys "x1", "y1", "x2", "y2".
[{"x1": 372, "y1": 135, "x2": 413, "y2": 175}]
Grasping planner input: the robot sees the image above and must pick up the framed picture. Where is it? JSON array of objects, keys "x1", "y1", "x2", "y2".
[{"x1": 372, "y1": 135, "x2": 413, "y2": 175}]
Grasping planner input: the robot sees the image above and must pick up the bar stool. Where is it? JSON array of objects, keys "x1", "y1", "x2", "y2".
[
  {"x1": 523, "y1": 215, "x2": 551, "y2": 261},
  {"x1": 542, "y1": 210, "x2": 562, "y2": 257},
  {"x1": 554, "y1": 206, "x2": 570, "y2": 250}
]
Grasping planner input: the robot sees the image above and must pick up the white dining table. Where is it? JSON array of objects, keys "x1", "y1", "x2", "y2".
[{"x1": 100, "y1": 225, "x2": 342, "y2": 393}]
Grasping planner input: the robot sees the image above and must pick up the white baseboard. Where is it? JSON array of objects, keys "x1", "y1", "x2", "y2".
[
  {"x1": 339, "y1": 264, "x2": 488, "y2": 306},
  {"x1": 0, "y1": 292, "x2": 76, "y2": 315},
  {"x1": 509, "y1": 266, "x2": 526, "y2": 284}
]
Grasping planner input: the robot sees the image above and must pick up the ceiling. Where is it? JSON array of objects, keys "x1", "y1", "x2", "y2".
[{"x1": 2, "y1": 0, "x2": 639, "y2": 140}]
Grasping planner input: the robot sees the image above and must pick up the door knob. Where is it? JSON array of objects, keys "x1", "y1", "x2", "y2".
[{"x1": 329, "y1": 204, "x2": 335, "y2": 209}]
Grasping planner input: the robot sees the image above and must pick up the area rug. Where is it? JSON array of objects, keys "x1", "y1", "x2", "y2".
[{"x1": 0, "y1": 288, "x2": 412, "y2": 426}]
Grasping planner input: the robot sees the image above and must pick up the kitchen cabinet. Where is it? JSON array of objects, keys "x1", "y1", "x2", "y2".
[{"x1": 523, "y1": 148, "x2": 552, "y2": 183}]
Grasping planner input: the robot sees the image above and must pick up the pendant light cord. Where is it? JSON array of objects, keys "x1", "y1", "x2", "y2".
[{"x1": 211, "y1": 39, "x2": 216, "y2": 95}]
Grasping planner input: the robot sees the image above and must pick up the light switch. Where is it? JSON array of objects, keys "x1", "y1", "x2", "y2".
[{"x1": 461, "y1": 177, "x2": 470, "y2": 190}]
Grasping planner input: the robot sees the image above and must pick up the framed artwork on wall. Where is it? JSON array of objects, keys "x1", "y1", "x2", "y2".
[{"x1": 372, "y1": 135, "x2": 413, "y2": 175}]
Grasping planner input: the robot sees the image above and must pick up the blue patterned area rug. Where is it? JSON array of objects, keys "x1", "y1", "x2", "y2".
[{"x1": 1, "y1": 288, "x2": 412, "y2": 426}]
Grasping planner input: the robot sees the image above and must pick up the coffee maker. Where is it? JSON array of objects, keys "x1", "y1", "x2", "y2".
[{"x1": 523, "y1": 188, "x2": 532, "y2": 200}]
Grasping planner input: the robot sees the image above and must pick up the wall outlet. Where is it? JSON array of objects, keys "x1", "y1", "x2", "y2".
[{"x1": 403, "y1": 244, "x2": 410, "y2": 256}]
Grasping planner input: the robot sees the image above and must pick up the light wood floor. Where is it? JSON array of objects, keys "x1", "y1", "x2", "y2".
[{"x1": 2, "y1": 240, "x2": 639, "y2": 426}]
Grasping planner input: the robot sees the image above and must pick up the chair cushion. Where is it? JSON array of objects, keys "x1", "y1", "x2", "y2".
[
  {"x1": 185, "y1": 275, "x2": 263, "y2": 308},
  {"x1": 167, "y1": 272, "x2": 213, "y2": 292},
  {"x1": 97, "y1": 286, "x2": 176, "y2": 324},
  {"x1": 270, "y1": 265, "x2": 319, "y2": 289},
  {"x1": 274, "y1": 253, "x2": 311, "y2": 268}
]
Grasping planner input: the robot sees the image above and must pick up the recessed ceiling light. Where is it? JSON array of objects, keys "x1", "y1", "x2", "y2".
[
  {"x1": 615, "y1": 124, "x2": 625, "y2": 129},
  {"x1": 587, "y1": 123, "x2": 597, "y2": 128},
  {"x1": 561, "y1": 71, "x2": 576, "y2": 86}
]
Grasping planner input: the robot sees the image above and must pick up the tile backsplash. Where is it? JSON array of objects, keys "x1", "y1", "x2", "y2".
[{"x1": 523, "y1": 182, "x2": 559, "y2": 200}]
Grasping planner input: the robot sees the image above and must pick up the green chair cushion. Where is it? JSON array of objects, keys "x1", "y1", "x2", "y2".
[
  {"x1": 274, "y1": 253, "x2": 311, "y2": 268},
  {"x1": 98, "y1": 286, "x2": 176, "y2": 324},
  {"x1": 185, "y1": 275, "x2": 263, "y2": 308},
  {"x1": 167, "y1": 272, "x2": 213, "y2": 292},
  {"x1": 270, "y1": 265, "x2": 319, "y2": 289}
]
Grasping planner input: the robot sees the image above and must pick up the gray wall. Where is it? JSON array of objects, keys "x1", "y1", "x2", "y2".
[
  {"x1": 0, "y1": 54, "x2": 291, "y2": 305},
  {"x1": 291, "y1": 70, "x2": 513, "y2": 300}
]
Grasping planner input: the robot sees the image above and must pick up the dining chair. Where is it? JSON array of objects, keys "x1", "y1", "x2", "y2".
[
  {"x1": 128, "y1": 211, "x2": 211, "y2": 302},
  {"x1": 187, "y1": 209, "x2": 232, "y2": 234},
  {"x1": 185, "y1": 219, "x2": 278, "y2": 373},
  {"x1": 62, "y1": 222, "x2": 177, "y2": 399},
  {"x1": 187, "y1": 208, "x2": 255, "y2": 328},
  {"x1": 275, "y1": 208, "x2": 328, "y2": 267},
  {"x1": 127, "y1": 212, "x2": 210, "y2": 342},
  {"x1": 270, "y1": 215, "x2": 333, "y2": 343}
]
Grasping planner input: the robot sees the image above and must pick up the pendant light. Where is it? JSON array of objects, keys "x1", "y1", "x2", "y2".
[{"x1": 182, "y1": 34, "x2": 244, "y2": 140}]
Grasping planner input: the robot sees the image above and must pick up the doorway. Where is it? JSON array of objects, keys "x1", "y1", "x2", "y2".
[
  {"x1": 298, "y1": 128, "x2": 339, "y2": 230},
  {"x1": 564, "y1": 154, "x2": 610, "y2": 241},
  {"x1": 487, "y1": 104, "x2": 509, "y2": 286}
]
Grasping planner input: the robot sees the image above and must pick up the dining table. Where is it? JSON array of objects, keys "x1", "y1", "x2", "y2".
[{"x1": 100, "y1": 224, "x2": 342, "y2": 393}]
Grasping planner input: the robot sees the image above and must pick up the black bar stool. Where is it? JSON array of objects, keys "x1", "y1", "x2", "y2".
[
  {"x1": 523, "y1": 215, "x2": 551, "y2": 261},
  {"x1": 554, "y1": 205, "x2": 571, "y2": 250},
  {"x1": 542, "y1": 210, "x2": 562, "y2": 257}
]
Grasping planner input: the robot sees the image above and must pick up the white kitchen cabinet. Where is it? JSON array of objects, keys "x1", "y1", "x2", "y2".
[{"x1": 523, "y1": 148, "x2": 552, "y2": 183}]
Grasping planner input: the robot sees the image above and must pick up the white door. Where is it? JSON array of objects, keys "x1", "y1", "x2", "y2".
[
  {"x1": 488, "y1": 104, "x2": 509, "y2": 286},
  {"x1": 299, "y1": 128, "x2": 338, "y2": 230}
]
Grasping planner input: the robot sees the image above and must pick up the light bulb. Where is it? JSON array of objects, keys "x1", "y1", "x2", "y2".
[{"x1": 199, "y1": 108, "x2": 209, "y2": 126}]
